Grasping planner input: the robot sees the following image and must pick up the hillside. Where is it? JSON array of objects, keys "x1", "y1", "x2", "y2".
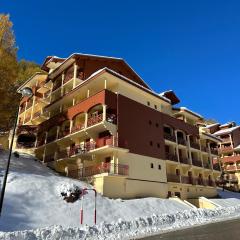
[{"x1": 1, "y1": 151, "x2": 240, "y2": 239}]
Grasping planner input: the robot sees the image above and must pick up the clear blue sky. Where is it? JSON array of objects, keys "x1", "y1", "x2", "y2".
[{"x1": 2, "y1": 0, "x2": 240, "y2": 124}]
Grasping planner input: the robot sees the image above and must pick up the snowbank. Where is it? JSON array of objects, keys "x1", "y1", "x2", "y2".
[
  {"x1": 1, "y1": 151, "x2": 240, "y2": 239},
  {"x1": 1, "y1": 205, "x2": 240, "y2": 240}
]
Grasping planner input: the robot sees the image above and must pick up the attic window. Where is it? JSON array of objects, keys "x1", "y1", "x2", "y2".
[{"x1": 147, "y1": 101, "x2": 150, "y2": 106}]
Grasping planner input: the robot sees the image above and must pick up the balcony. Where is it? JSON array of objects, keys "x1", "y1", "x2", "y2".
[
  {"x1": 57, "y1": 149, "x2": 70, "y2": 159},
  {"x1": 210, "y1": 148, "x2": 218, "y2": 155},
  {"x1": 192, "y1": 158, "x2": 202, "y2": 167},
  {"x1": 52, "y1": 81, "x2": 62, "y2": 92},
  {"x1": 70, "y1": 136, "x2": 117, "y2": 156},
  {"x1": 68, "y1": 163, "x2": 129, "y2": 179},
  {"x1": 219, "y1": 146, "x2": 233, "y2": 153},
  {"x1": 203, "y1": 162, "x2": 211, "y2": 169},
  {"x1": 167, "y1": 174, "x2": 181, "y2": 183},
  {"x1": 225, "y1": 165, "x2": 237, "y2": 171},
  {"x1": 58, "y1": 129, "x2": 70, "y2": 139},
  {"x1": 177, "y1": 138, "x2": 186, "y2": 146},
  {"x1": 190, "y1": 142, "x2": 200, "y2": 150},
  {"x1": 213, "y1": 163, "x2": 221, "y2": 171},
  {"x1": 165, "y1": 152, "x2": 178, "y2": 162},
  {"x1": 71, "y1": 124, "x2": 85, "y2": 133},
  {"x1": 164, "y1": 133, "x2": 176, "y2": 142},
  {"x1": 46, "y1": 134, "x2": 57, "y2": 144},
  {"x1": 181, "y1": 176, "x2": 192, "y2": 184},
  {"x1": 201, "y1": 146, "x2": 208, "y2": 152},
  {"x1": 87, "y1": 114, "x2": 103, "y2": 127},
  {"x1": 179, "y1": 157, "x2": 189, "y2": 164}
]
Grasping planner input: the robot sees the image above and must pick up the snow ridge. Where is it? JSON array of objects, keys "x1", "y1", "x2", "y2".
[{"x1": 1, "y1": 205, "x2": 240, "y2": 240}]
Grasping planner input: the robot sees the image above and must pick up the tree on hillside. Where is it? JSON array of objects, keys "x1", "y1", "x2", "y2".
[
  {"x1": 0, "y1": 14, "x2": 42, "y2": 131},
  {"x1": 0, "y1": 14, "x2": 18, "y2": 131}
]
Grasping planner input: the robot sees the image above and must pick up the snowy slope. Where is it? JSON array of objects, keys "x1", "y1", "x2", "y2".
[
  {"x1": 1, "y1": 151, "x2": 240, "y2": 239},
  {"x1": 0, "y1": 151, "x2": 189, "y2": 231}
]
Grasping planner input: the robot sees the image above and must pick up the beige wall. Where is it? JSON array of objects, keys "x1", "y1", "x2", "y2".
[
  {"x1": 0, "y1": 134, "x2": 9, "y2": 149},
  {"x1": 119, "y1": 152, "x2": 167, "y2": 182}
]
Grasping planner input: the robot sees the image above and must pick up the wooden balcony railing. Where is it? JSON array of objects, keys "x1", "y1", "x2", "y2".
[
  {"x1": 165, "y1": 153, "x2": 178, "y2": 162},
  {"x1": 219, "y1": 146, "x2": 233, "y2": 153},
  {"x1": 201, "y1": 146, "x2": 208, "y2": 152},
  {"x1": 87, "y1": 113, "x2": 103, "y2": 127},
  {"x1": 164, "y1": 133, "x2": 176, "y2": 142},
  {"x1": 71, "y1": 124, "x2": 85, "y2": 133},
  {"x1": 210, "y1": 148, "x2": 218, "y2": 155},
  {"x1": 167, "y1": 174, "x2": 181, "y2": 183},
  {"x1": 68, "y1": 163, "x2": 129, "y2": 179}
]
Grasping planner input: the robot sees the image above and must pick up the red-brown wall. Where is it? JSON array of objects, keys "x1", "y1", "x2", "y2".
[{"x1": 118, "y1": 94, "x2": 199, "y2": 159}]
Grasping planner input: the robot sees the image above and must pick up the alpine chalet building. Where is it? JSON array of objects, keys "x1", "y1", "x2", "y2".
[{"x1": 15, "y1": 53, "x2": 221, "y2": 199}]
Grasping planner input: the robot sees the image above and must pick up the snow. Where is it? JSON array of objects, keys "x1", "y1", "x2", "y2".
[
  {"x1": 1, "y1": 151, "x2": 240, "y2": 239},
  {"x1": 213, "y1": 126, "x2": 240, "y2": 136}
]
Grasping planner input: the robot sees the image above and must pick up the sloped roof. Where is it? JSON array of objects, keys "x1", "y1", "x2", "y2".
[
  {"x1": 213, "y1": 126, "x2": 240, "y2": 136},
  {"x1": 159, "y1": 90, "x2": 180, "y2": 105}
]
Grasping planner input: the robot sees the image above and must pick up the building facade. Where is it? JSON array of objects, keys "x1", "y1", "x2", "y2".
[
  {"x1": 204, "y1": 122, "x2": 240, "y2": 191},
  {"x1": 15, "y1": 53, "x2": 221, "y2": 199}
]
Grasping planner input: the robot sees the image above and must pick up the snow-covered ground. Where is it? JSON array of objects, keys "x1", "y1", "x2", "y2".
[{"x1": 0, "y1": 151, "x2": 240, "y2": 239}]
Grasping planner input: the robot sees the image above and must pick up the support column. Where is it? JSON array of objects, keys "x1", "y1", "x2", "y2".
[
  {"x1": 175, "y1": 130, "x2": 180, "y2": 162},
  {"x1": 187, "y1": 135, "x2": 192, "y2": 164},
  {"x1": 104, "y1": 79, "x2": 107, "y2": 89},
  {"x1": 103, "y1": 105, "x2": 107, "y2": 122},
  {"x1": 73, "y1": 63, "x2": 77, "y2": 88},
  {"x1": 70, "y1": 120, "x2": 73, "y2": 133},
  {"x1": 84, "y1": 113, "x2": 88, "y2": 128},
  {"x1": 87, "y1": 89, "x2": 90, "y2": 98},
  {"x1": 207, "y1": 142, "x2": 213, "y2": 169},
  {"x1": 30, "y1": 96, "x2": 36, "y2": 121}
]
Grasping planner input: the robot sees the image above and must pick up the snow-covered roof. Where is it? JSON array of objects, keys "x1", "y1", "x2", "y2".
[
  {"x1": 173, "y1": 107, "x2": 203, "y2": 119},
  {"x1": 220, "y1": 122, "x2": 236, "y2": 128},
  {"x1": 213, "y1": 126, "x2": 240, "y2": 136},
  {"x1": 47, "y1": 53, "x2": 152, "y2": 90},
  {"x1": 205, "y1": 123, "x2": 220, "y2": 129}
]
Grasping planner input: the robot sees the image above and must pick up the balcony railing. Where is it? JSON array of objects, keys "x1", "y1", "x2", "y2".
[
  {"x1": 52, "y1": 81, "x2": 62, "y2": 91},
  {"x1": 190, "y1": 142, "x2": 200, "y2": 150},
  {"x1": 24, "y1": 115, "x2": 31, "y2": 123},
  {"x1": 87, "y1": 113, "x2": 103, "y2": 127},
  {"x1": 181, "y1": 176, "x2": 192, "y2": 184},
  {"x1": 70, "y1": 136, "x2": 117, "y2": 156},
  {"x1": 219, "y1": 146, "x2": 233, "y2": 153},
  {"x1": 179, "y1": 157, "x2": 189, "y2": 164},
  {"x1": 68, "y1": 163, "x2": 129, "y2": 179},
  {"x1": 221, "y1": 137, "x2": 231, "y2": 142},
  {"x1": 225, "y1": 165, "x2": 237, "y2": 171},
  {"x1": 71, "y1": 124, "x2": 85, "y2": 133},
  {"x1": 164, "y1": 133, "x2": 176, "y2": 142},
  {"x1": 58, "y1": 129, "x2": 70, "y2": 139},
  {"x1": 165, "y1": 152, "x2": 178, "y2": 162},
  {"x1": 33, "y1": 111, "x2": 41, "y2": 119},
  {"x1": 167, "y1": 174, "x2": 181, "y2": 183},
  {"x1": 192, "y1": 158, "x2": 202, "y2": 167}
]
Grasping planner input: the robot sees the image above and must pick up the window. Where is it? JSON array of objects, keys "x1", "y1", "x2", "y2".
[
  {"x1": 156, "y1": 123, "x2": 159, "y2": 127},
  {"x1": 150, "y1": 141, "x2": 153, "y2": 146},
  {"x1": 154, "y1": 105, "x2": 157, "y2": 109},
  {"x1": 147, "y1": 101, "x2": 150, "y2": 106},
  {"x1": 158, "y1": 164, "x2": 161, "y2": 170},
  {"x1": 176, "y1": 169, "x2": 180, "y2": 176},
  {"x1": 149, "y1": 120, "x2": 152, "y2": 125},
  {"x1": 151, "y1": 163, "x2": 154, "y2": 168},
  {"x1": 157, "y1": 143, "x2": 160, "y2": 148}
]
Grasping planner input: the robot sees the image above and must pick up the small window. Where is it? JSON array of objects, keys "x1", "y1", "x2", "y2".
[
  {"x1": 154, "y1": 105, "x2": 157, "y2": 109},
  {"x1": 156, "y1": 123, "x2": 159, "y2": 127},
  {"x1": 157, "y1": 143, "x2": 160, "y2": 148},
  {"x1": 158, "y1": 164, "x2": 161, "y2": 170},
  {"x1": 150, "y1": 141, "x2": 153, "y2": 146},
  {"x1": 149, "y1": 120, "x2": 152, "y2": 125},
  {"x1": 151, "y1": 163, "x2": 154, "y2": 168},
  {"x1": 147, "y1": 101, "x2": 150, "y2": 106}
]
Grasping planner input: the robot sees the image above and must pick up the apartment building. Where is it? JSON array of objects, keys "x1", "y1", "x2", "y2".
[
  {"x1": 15, "y1": 53, "x2": 221, "y2": 199},
  {"x1": 204, "y1": 122, "x2": 240, "y2": 191}
]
